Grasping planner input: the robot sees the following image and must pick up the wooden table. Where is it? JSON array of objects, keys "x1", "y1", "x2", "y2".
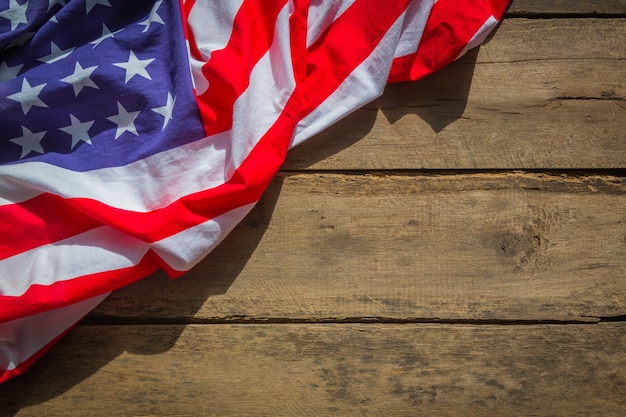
[{"x1": 2, "y1": 2, "x2": 625, "y2": 415}]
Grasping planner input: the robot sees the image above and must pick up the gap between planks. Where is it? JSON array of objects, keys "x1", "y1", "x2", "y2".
[{"x1": 81, "y1": 316, "x2": 626, "y2": 326}]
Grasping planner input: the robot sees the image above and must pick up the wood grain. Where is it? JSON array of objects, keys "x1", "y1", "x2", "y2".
[
  {"x1": 284, "y1": 19, "x2": 626, "y2": 170},
  {"x1": 5, "y1": 5, "x2": 625, "y2": 417},
  {"x1": 3, "y1": 323, "x2": 625, "y2": 416},
  {"x1": 91, "y1": 173, "x2": 626, "y2": 323},
  {"x1": 508, "y1": 0, "x2": 626, "y2": 15}
]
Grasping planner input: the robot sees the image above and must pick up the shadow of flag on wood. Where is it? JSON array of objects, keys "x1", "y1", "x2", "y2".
[{"x1": 0, "y1": 0, "x2": 510, "y2": 383}]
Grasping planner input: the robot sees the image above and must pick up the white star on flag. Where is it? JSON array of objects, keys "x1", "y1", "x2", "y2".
[
  {"x1": 59, "y1": 114, "x2": 95, "y2": 149},
  {"x1": 139, "y1": 0, "x2": 165, "y2": 33},
  {"x1": 85, "y1": 0, "x2": 111, "y2": 14},
  {"x1": 7, "y1": 78, "x2": 48, "y2": 114},
  {"x1": 37, "y1": 41, "x2": 75, "y2": 64},
  {"x1": 107, "y1": 102, "x2": 140, "y2": 139},
  {"x1": 0, "y1": 61, "x2": 24, "y2": 82},
  {"x1": 0, "y1": 0, "x2": 29, "y2": 31},
  {"x1": 113, "y1": 50, "x2": 154, "y2": 83},
  {"x1": 151, "y1": 93, "x2": 176, "y2": 130},
  {"x1": 9, "y1": 126, "x2": 47, "y2": 159},
  {"x1": 90, "y1": 24, "x2": 122, "y2": 49},
  {"x1": 60, "y1": 62, "x2": 99, "y2": 96}
]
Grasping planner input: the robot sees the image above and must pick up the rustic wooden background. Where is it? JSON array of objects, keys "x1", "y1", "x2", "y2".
[{"x1": 2, "y1": 1, "x2": 625, "y2": 415}]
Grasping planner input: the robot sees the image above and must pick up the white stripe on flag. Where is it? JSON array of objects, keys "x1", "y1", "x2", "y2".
[
  {"x1": 187, "y1": 0, "x2": 244, "y2": 95},
  {"x1": 0, "y1": 203, "x2": 256, "y2": 298},
  {"x1": 393, "y1": 0, "x2": 436, "y2": 58},
  {"x1": 0, "y1": 293, "x2": 109, "y2": 371},
  {"x1": 306, "y1": 0, "x2": 357, "y2": 48},
  {"x1": 0, "y1": 226, "x2": 148, "y2": 298},
  {"x1": 151, "y1": 202, "x2": 255, "y2": 271},
  {"x1": 187, "y1": 0, "x2": 244, "y2": 60},
  {"x1": 292, "y1": 2, "x2": 431, "y2": 146},
  {"x1": 227, "y1": 3, "x2": 295, "y2": 176}
]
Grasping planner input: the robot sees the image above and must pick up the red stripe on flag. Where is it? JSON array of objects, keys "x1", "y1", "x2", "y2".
[
  {"x1": 0, "y1": 194, "x2": 100, "y2": 261},
  {"x1": 191, "y1": 0, "x2": 287, "y2": 136},
  {"x1": 388, "y1": 52, "x2": 419, "y2": 83},
  {"x1": 0, "y1": 251, "x2": 159, "y2": 323},
  {"x1": 179, "y1": 0, "x2": 201, "y2": 60},
  {"x1": 301, "y1": 0, "x2": 411, "y2": 118},
  {"x1": 388, "y1": 0, "x2": 510, "y2": 82}
]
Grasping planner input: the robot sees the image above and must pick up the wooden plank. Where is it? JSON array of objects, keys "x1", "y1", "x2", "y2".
[
  {"x1": 284, "y1": 19, "x2": 626, "y2": 170},
  {"x1": 508, "y1": 0, "x2": 626, "y2": 15},
  {"x1": 3, "y1": 323, "x2": 625, "y2": 416},
  {"x1": 91, "y1": 173, "x2": 626, "y2": 323}
]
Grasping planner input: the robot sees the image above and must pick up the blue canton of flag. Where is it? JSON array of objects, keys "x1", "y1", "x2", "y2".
[{"x1": 0, "y1": 0, "x2": 205, "y2": 171}]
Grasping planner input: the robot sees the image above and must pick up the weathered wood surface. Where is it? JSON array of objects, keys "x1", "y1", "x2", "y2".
[
  {"x1": 91, "y1": 173, "x2": 626, "y2": 323},
  {"x1": 3, "y1": 324, "x2": 625, "y2": 416},
  {"x1": 285, "y1": 19, "x2": 626, "y2": 170},
  {"x1": 2, "y1": 3, "x2": 625, "y2": 416},
  {"x1": 508, "y1": 0, "x2": 626, "y2": 15}
]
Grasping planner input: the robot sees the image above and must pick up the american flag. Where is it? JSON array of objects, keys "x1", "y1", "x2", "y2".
[{"x1": 0, "y1": 0, "x2": 510, "y2": 383}]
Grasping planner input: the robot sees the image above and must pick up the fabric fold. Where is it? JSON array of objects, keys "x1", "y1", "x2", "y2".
[{"x1": 0, "y1": 0, "x2": 511, "y2": 383}]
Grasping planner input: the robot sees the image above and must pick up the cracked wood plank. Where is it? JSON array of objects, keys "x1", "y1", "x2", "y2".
[
  {"x1": 2, "y1": 323, "x2": 625, "y2": 416},
  {"x1": 91, "y1": 173, "x2": 626, "y2": 323},
  {"x1": 284, "y1": 19, "x2": 626, "y2": 170}
]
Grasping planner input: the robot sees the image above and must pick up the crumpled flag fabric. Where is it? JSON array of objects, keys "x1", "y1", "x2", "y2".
[{"x1": 0, "y1": 0, "x2": 510, "y2": 383}]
